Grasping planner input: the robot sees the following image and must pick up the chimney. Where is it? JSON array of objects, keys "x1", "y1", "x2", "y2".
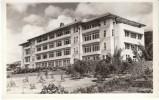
[{"x1": 60, "y1": 23, "x2": 64, "y2": 27}]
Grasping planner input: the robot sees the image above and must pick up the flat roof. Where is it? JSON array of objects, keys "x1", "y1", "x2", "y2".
[
  {"x1": 19, "y1": 13, "x2": 146, "y2": 46},
  {"x1": 83, "y1": 13, "x2": 146, "y2": 27},
  {"x1": 28, "y1": 20, "x2": 81, "y2": 41}
]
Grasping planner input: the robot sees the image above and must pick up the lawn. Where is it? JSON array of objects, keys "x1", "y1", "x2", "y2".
[{"x1": 7, "y1": 72, "x2": 153, "y2": 94}]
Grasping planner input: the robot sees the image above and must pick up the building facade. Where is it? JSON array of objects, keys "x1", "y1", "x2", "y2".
[{"x1": 19, "y1": 13, "x2": 145, "y2": 68}]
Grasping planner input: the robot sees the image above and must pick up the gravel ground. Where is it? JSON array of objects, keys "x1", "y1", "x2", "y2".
[{"x1": 7, "y1": 75, "x2": 96, "y2": 94}]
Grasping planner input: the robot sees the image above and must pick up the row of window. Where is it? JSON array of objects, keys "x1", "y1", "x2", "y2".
[
  {"x1": 125, "y1": 43, "x2": 141, "y2": 51},
  {"x1": 83, "y1": 22, "x2": 100, "y2": 30},
  {"x1": 36, "y1": 59, "x2": 70, "y2": 67},
  {"x1": 84, "y1": 44, "x2": 100, "y2": 53},
  {"x1": 125, "y1": 30, "x2": 142, "y2": 39},
  {"x1": 37, "y1": 39, "x2": 71, "y2": 51},
  {"x1": 84, "y1": 32, "x2": 99, "y2": 41},
  {"x1": 83, "y1": 56, "x2": 99, "y2": 60},
  {"x1": 36, "y1": 49, "x2": 70, "y2": 60},
  {"x1": 37, "y1": 30, "x2": 71, "y2": 43}
]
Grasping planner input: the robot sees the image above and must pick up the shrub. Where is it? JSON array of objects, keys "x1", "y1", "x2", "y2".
[
  {"x1": 40, "y1": 83, "x2": 68, "y2": 94},
  {"x1": 94, "y1": 60, "x2": 113, "y2": 81}
]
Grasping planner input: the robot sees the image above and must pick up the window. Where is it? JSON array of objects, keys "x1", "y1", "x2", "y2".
[
  {"x1": 56, "y1": 51, "x2": 62, "y2": 57},
  {"x1": 92, "y1": 44, "x2": 99, "y2": 51},
  {"x1": 32, "y1": 56, "x2": 35, "y2": 61},
  {"x1": 138, "y1": 34, "x2": 142, "y2": 40},
  {"x1": 104, "y1": 30, "x2": 106, "y2": 37},
  {"x1": 64, "y1": 49, "x2": 70, "y2": 55},
  {"x1": 49, "y1": 42, "x2": 54, "y2": 48},
  {"x1": 37, "y1": 46, "x2": 41, "y2": 51},
  {"x1": 64, "y1": 30, "x2": 70, "y2": 35},
  {"x1": 131, "y1": 45, "x2": 135, "y2": 50},
  {"x1": 104, "y1": 20, "x2": 106, "y2": 25},
  {"x1": 64, "y1": 39, "x2": 70, "y2": 45},
  {"x1": 43, "y1": 36, "x2": 48, "y2": 41},
  {"x1": 74, "y1": 47, "x2": 78, "y2": 54},
  {"x1": 67, "y1": 59, "x2": 70, "y2": 65},
  {"x1": 76, "y1": 37, "x2": 78, "y2": 43},
  {"x1": 25, "y1": 49, "x2": 30, "y2": 55},
  {"x1": 56, "y1": 41, "x2": 62, "y2": 47},
  {"x1": 57, "y1": 32, "x2": 63, "y2": 37},
  {"x1": 84, "y1": 34, "x2": 92, "y2": 41},
  {"x1": 74, "y1": 36, "x2": 78, "y2": 44},
  {"x1": 131, "y1": 33, "x2": 136, "y2": 39},
  {"x1": 125, "y1": 43, "x2": 130, "y2": 49},
  {"x1": 43, "y1": 45, "x2": 47, "y2": 50},
  {"x1": 49, "y1": 34, "x2": 54, "y2": 39},
  {"x1": 49, "y1": 52, "x2": 54, "y2": 58},
  {"x1": 63, "y1": 60, "x2": 66, "y2": 66},
  {"x1": 76, "y1": 47, "x2": 78, "y2": 54},
  {"x1": 25, "y1": 57, "x2": 30, "y2": 62},
  {"x1": 74, "y1": 26, "x2": 79, "y2": 33},
  {"x1": 104, "y1": 42, "x2": 106, "y2": 50},
  {"x1": 112, "y1": 29, "x2": 114, "y2": 36},
  {"x1": 125, "y1": 31, "x2": 129, "y2": 37},
  {"x1": 37, "y1": 37, "x2": 42, "y2": 43},
  {"x1": 84, "y1": 45, "x2": 91, "y2": 53},
  {"x1": 59, "y1": 60, "x2": 62, "y2": 66},
  {"x1": 37, "y1": 55, "x2": 41, "y2": 60},
  {"x1": 43, "y1": 54, "x2": 47, "y2": 59},
  {"x1": 48, "y1": 61, "x2": 54, "y2": 67}
]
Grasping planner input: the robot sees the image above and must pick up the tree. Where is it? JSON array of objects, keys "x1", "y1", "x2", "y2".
[
  {"x1": 73, "y1": 60, "x2": 89, "y2": 78},
  {"x1": 132, "y1": 43, "x2": 153, "y2": 61}
]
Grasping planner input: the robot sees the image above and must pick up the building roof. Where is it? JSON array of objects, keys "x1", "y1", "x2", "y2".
[
  {"x1": 19, "y1": 13, "x2": 146, "y2": 46},
  {"x1": 19, "y1": 41, "x2": 30, "y2": 46}
]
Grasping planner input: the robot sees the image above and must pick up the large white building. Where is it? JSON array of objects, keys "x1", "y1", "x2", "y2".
[{"x1": 19, "y1": 13, "x2": 145, "y2": 68}]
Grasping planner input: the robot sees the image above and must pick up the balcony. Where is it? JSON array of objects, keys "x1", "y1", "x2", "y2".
[
  {"x1": 82, "y1": 26, "x2": 100, "y2": 34},
  {"x1": 36, "y1": 34, "x2": 71, "y2": 46},
  {"x1": 24, "y1": 54, "x2": 31, "y2": 57},
  {"x1": 82, "y1": 51, "x2": 101, "y2": 56},
  {"x1": 82, "y1": 39, "x2": 100, "y2": 45},
  {"x1": 24, "y1": 62, "x2": 30, "y2": 65},
  {"x1": 35, "y1": 55, "x2": 71, "y2": 63},
  {"x1": 23, "y1": 46, "x2": 31, "y2": 49},
  {"x1": 35, "y1": 44, "x2": 71, "y2": 54}
]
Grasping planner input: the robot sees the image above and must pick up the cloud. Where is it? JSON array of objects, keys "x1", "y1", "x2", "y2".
[
  {"x1": 46, "y1": 15, "x2": 73, "y2": 31},
  {"x1": 23, "y1": 14, "x2": 45, "y2": 25},
  {"x1": 75, "y1": 2, "x2": 152, "y2": 31},
  {"x1": 8, "y1": 3, "x2": 36, "y2": 13},
  {"x1": 45, "y1": 5, "x2": 62, "y2": 17},
  {"x1": 21, "y1": 24, "x2": 45, "y2": 42}
]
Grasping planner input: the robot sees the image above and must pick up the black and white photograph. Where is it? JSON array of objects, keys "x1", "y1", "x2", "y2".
[{"x1": 3, "y1": 0, "x2": 159, "y2": 97}]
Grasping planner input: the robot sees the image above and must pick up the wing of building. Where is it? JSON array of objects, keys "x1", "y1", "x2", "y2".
[{"x1": 19, "y1": 13, "x2": 146, "y2": 68}]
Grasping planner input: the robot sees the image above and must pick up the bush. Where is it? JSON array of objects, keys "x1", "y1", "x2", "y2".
[
  {"x1": 94, "y1": 60, "x2": 113, "y2": 81},
  {"x1": 40, "y1": 83, "x2": 68, "y2": 94},
  {"x1": 66, "y1": 60, "x2": 91, "y2": 78}
]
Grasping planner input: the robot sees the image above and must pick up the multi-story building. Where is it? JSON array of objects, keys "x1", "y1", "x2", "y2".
[{"x1": 19, "y1": 13, "x2": 145, "y2": 68}]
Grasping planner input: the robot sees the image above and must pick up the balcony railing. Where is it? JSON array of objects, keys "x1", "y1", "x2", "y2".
[
  {"x1": 82, "y1": 51, "x2": 101, "y2": 56},
  {"x1": 35, "y1": 55, "x2": 71, "y2": 63},
  {"x1": 82, "y1": 26, "x2": 100, "y2": 34},
  {"x1": 36, "y1": 34, "x2": 71, "y2": 46},
  {"x1": 35, "y1": 44, "x2": 71, "y2": 54},
  {"x1": 82, "y1": 39, "x2": 100, "y2": 45}
]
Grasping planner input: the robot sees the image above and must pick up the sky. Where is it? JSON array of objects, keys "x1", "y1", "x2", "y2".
[{"x1": 6, "y1": 2, "x2": 153, "y2": 64}]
